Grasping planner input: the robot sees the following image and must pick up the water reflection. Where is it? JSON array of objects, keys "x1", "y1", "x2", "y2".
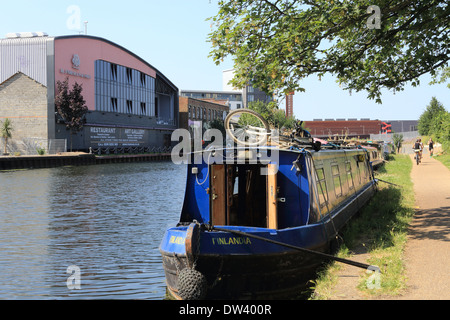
[{"x1": 0, "y1": 161, "x2": 186, "y2": 299}]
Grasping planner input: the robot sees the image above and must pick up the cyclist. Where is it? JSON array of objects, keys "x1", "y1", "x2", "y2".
[
  {"x1": 419, "y1": 138, "x2": 424, "y2": 162},
  {"x1": 413, "y1": 139, "x2": 421, "y2": 164}
]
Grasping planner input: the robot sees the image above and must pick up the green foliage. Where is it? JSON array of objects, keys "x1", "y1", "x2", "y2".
[
  {"x1": 248, "y1": 101, "x2": 296, "y2": 129},
  {"x1": 55, "y1": 77, "x2": 88, "y2": 135},
  {"x1": 392, "y1": 133, "x2": 403, "y2": 153},
  {"x1": 418, "y1": 97, "x2": 449, "y2": 152},
  {"x1": 36, "y1": 147, "x2": 46, "y2": 155},
  {"x1": 208, "y1": 0, "x2": 450, "y2": 103},
  {"x1": 418, "y1": 97, "x2": 446, "y2": 135},
  {"x1": 1, "y1": 118, "x2": 13, "y2": 154},
  {"x1": 55, "y1": 77, "x2": 88, "y2": 151},
  {"x1": 429, "y1": 66, "x2": 450, "y2": 89}
]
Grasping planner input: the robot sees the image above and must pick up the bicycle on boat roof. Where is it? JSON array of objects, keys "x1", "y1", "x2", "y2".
[{"x1": 224, "y1": 109, "x2": 321, "y2": 151}]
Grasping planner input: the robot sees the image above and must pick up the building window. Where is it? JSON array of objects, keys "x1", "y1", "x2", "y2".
[
  {"x1": 126, "y1": 100, "x2": 133, "y2": 113},
  {"x1": 111, "y1": 98, "x2": 118, "y2": 112},
  {"x1": 111, "y1": 64, "x2": 118, "y2": 81},
  {"x1": 126, "y1": 68, "x2": 133, "y2": 83},
  {"x1": 140, "y1": 72, "x2": 146, "y2": 86},
  {"x1": 141, "y1": 102, "x2": 146, "y2": 115}
]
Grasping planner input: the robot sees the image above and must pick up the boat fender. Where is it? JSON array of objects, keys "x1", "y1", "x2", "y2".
[{"x1": 178, "y1": 268, "x2": 207, "y2": 300}]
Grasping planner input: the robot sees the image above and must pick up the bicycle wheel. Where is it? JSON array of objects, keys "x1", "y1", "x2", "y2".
[{"x1": 225, "y1": 109, "x2": 271, "y2": 146}]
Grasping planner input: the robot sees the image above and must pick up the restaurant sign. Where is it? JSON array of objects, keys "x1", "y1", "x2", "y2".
[{"x1": 87, "y1": 126, "x2": 148, "y2": 147}]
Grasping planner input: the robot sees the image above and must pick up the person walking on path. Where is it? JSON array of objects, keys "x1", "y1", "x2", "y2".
[{"x1": 428, "y1": 138, "x2": 434, "y2": 157}]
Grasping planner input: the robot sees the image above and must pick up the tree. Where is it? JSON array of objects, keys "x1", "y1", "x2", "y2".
[
  {"x1": 208, "y1": 0, "x2": 450, "y2": 103},
  {"x1": 392, "y1": 133, "x2": 403, "y2": 153},
  {"x1": 55, "y1": 77, "x2": 88, "y2": 151},
  {"x1": 247, "y1": 100, "x2": 298, "y2": 130},
  {"x1": 418, "y1": 97, "x2": 446, "y2": 135},
  {"x1": 1, "y1": 118, "x2": 13, "y2": 155}
]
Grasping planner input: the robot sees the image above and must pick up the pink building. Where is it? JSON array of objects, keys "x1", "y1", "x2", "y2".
[{"x1": 0, "y1": 33, "x2": 178, "y2": 151}]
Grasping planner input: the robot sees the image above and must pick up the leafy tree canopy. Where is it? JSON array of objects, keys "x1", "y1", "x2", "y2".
[
  {"x1": 55, "y1": 77, "x2": 88, "y2": 135},
  {"x1": 418, "y1": 96, "x2": 446, "y2": 135},
  {"x1": 208, "y1": 0, "x2": 449, "y2": 103},
  {"x1": 248, "y1": 100, "x2": 297, "y2": 129}
]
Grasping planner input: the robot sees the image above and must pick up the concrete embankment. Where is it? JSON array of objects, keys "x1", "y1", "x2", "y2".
[{"x1": 0, "y1": 153, "x2": 172, "y2": 170}]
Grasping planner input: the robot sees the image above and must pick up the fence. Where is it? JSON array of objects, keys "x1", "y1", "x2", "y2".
[
  {"x1": 370, "y1": 131, "x2": 419, "y2": 143},
  {"x1": 1, "y1": 138, "x2": 67, "y2": 155}
]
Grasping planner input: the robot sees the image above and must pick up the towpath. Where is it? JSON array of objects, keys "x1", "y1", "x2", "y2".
[
  {"x1": 326, "y1": 154, "x2": 450, "y2": 300},
  {"x1": 397, "y1": 154, "x2": 450, "y2": 299}
]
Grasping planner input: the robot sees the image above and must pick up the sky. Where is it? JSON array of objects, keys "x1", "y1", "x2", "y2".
[{"x1": 1, "y1": 0, "x2": 448, "y2": 121}]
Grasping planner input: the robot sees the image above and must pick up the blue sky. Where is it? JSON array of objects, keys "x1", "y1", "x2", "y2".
[{"x1": 1, "y1": 0, "x2": 448, "y2": 121}]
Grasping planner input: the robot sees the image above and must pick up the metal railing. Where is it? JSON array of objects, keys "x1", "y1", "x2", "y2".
[
  {"x1": 1, "y1": 138, "x2": 67, "y2": 155},
  {"x1": 89, "y1": 145, "x2": 172, "y2": 155}
]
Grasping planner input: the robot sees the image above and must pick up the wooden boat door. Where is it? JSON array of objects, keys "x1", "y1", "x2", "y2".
[
  {"x1": 266, "y1": 164, "x2": 278, "y2": 229},
  {"x1": 210, "y1": 164, "x2": 226, "y2": 225}
]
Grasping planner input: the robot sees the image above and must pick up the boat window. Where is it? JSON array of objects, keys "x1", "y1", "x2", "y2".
[
  {"x1": 331, "y1": 164, "x2": 342, "y2": 198},
  {"x1": 315, "y1": 168, "x2": 328, "y2": 211},
  {"x1": 345, "y1": 160, "x2": 354, "y2": 190}
]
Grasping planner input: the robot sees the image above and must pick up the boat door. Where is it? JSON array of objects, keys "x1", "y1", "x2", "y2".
[
  {"x1": 210, "y1": 164, "x2": 226, "y2": 225},
  {"x1": 266, "y1": 164, "x2": 278, "y2": 229}
]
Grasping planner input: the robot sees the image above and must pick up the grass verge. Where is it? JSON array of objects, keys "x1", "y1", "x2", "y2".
[
  {"x1": 309, "y1": 154, "x2": 415, "y2": 299},
  {"x1": 434, "y1": 153, "x2": 450, "y2": 171}
]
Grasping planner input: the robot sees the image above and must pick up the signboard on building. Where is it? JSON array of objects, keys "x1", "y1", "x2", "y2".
[{"x1": 86, "y1": 126, "x2": 148, "y2": 147}]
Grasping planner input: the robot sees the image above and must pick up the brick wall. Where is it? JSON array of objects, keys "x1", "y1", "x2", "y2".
[
  {"x1": 304, "y1": 120, "x2": 381, "y2": 138},
  {"x1": 0, "y1": 72, "x2": 48, "y2": 141},
  {"x1": 179, "y1": 96, "x2": 229, "y2": 131}
]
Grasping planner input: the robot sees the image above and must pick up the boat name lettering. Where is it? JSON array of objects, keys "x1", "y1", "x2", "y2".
[
  {"x1": 169, "y1": 236, "x2": 185, "y2": 245},
  {"x1": 212, "y1": 237, "x2": 251, "y2": 245}
]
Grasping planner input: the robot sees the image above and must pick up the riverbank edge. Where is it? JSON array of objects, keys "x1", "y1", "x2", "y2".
[{"x1": 0, "y1": 152, "x2": 172, "y2": 170}]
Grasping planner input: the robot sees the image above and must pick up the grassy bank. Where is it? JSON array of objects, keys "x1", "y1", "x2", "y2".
[
  {"x1": 310, "y1": 154, "x2": 415, "y2": 299},
  {"x1": 434, "y1": 153, "x2": 450, "y2": 170}
]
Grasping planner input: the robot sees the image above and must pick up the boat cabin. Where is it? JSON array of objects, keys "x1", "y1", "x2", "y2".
[{"x1": 179, "y1": 147, "x2": 372, "y2": 231}]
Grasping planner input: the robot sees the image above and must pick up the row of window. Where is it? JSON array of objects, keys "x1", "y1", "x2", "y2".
[
  {"x1": 95, "y1": 60, "x2": 156, "y2": 117},
  {"x1": 182, "y1": 92, "x2": 242, "y2": 102},
  {"x1": 315, "y1": 158, "x2": 369, "y2": 214},
  {"x1": 188, "y1": 105, "x2": 228, "y2": 121}
]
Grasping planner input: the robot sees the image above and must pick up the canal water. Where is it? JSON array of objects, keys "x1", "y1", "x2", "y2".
[{"x1": 0, "y1": 161, "x2": 186, "y2": 299}]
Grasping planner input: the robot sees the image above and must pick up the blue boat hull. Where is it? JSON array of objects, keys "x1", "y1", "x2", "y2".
[
  {"x1": 159, "y1": 147, "x2": 377, "y2": 299},
  {"x1": 160, "y1": 182, "x2": 376, "y2": 299}
]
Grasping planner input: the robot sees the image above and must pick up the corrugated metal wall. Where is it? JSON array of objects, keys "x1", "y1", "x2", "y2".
[{"x1": 0, "y1": 36, "x2": 52, "y2": 86}]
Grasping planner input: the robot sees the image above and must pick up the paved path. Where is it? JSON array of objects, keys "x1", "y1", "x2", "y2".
[
  {"x1": 327, "y1": 154, "x2": 450, "y2": 300},
  {"x1": 398, "y1": 154, "x2": 450, "y2": 299}
]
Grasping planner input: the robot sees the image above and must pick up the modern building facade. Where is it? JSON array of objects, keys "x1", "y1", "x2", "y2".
[
  {"x1": 0, "y1": 32, "x2": 178, "y2": 152},
  {"x1": 223, "y1": 69, "x2": 273, "y2": 109}
]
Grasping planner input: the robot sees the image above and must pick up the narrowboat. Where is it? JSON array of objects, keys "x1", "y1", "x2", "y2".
[{"x1": 159, "y1": 141, "x2": 377, "y2": 299}]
